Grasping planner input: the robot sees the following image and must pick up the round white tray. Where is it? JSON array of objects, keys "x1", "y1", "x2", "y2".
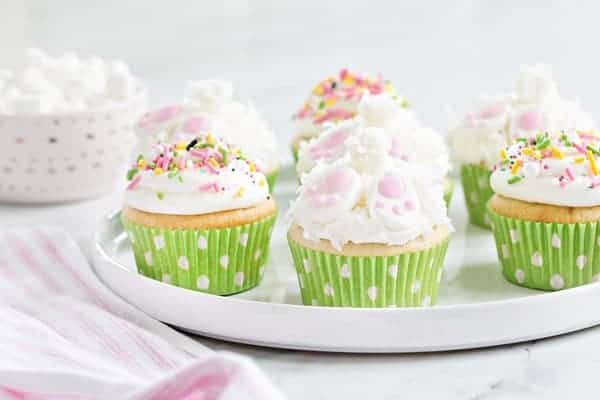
[{"x1": 92, "y1": 167, "x2": 600, "y2": 352}]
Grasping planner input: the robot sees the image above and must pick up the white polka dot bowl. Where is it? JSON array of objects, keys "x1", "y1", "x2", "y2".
[
  {"x1": 93, "y1": 169, "x2": 600, "y2": 352},
  {"x1": 0, "y1": 90, "x2": 146, "y2": 203}
]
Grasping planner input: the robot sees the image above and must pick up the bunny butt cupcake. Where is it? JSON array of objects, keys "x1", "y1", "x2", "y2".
[
  {"x1": 291, "y1": 68, "x2": 408, "y2": 162},
  {"x1": 122, "y1": 130, "x2": 276, "y2": 295},
  {"x1": 287, "y1": 128, "x2": 452, "y2": 308},
  {"x1": 296, "y1": 93, "x2": 453, "y2": 206},
  {"x1": 489, "y1": 130, "x2": 600, "y2": 290},
  {"x1": 449, "y1": 64, "x2": 594, "y2": 228},
  {"x1": 136, "y1": 80, "x2": 280, "y2": 191}
]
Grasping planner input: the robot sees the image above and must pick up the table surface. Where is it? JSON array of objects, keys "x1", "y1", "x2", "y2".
[{"x1": 1, "y1": 174, "x2": 598, "y2": 400}]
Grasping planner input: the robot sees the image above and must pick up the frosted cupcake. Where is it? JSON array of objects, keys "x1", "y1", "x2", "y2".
[
  {"x1": 296, "y1": 94, "x2": 453, "y2": 206},
  {"x1": 137, "y1": 80, "x2": 280, "y2": 190},
  {"x1": 291, "y1": 68, "x2": 408, "y2": 162},
  {"x1": 489, "y1": 130, "x2": 600, "y2": 290},
  {"x1": 121, "y1": 131, "x2": 277, "y2": 295},
  {"x1": 449, "y1": 64, "x2": 594, "y2": 228},
  {"x1": 287, "y1": 128, "x2": 452, "y2": 307}
]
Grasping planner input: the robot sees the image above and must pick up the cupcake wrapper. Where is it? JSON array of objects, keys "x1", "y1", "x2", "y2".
[
  {"x1": 291, "y1": 144, "x2": 299, "y2": 164},
  {"x1": 460, "y1": 164, "x2": 494, "y2": 229},
  {"x1": 288, "y1": 237, "x2": 450, "y2": 307},
  {"x1": 122, "y1": 214, "x2": 277, "y2": 295},
  {"x1": 489, "y1": 208, "x2": 600, "y2": 290},
  {"x1": 443, "y1": 179, "x2": 454, "y2": 209},
  {"x1": 266, "y1": 168, "x2": 279, "y2": 192}
]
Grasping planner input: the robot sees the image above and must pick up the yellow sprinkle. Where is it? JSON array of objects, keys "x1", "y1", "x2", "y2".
[
  {"x1": 500, "y1": 148, "x2": 508, "y2": 160},
  {"x1": 325, "y1": 96, "x2": 337, "y2": 107},
  {"x1": 153, "y1": 167, "x2": 163, "y2": 176},
  {"x1": 520, "y1": 147, "x2": 533, "y2": 156},
  {"x1": 312, "y1": 84, "x2": 324, "y2": 95},
  {"x1": 208, "y1": 158, "x2": 219, "y2": 169},
  {"x1": 234, "y1": 187, "x2": 246, "y2": 198},
  {"x1": 550, "y1": 146, "x2": 564, "y2": 159},
  {"x1": 206, "y1": 133, "x2": 215, "y2": 145},
  {"x1": 587, "y1": 150, "x2": 599, "y2": 176},
  {"x1": 248, "y1": 161, "x2": 256, "y2": 173},
  {"x1": 533, "y1": 150, "x2": 542, "y2": 160},
  {"x1": 510, "y1": 159, "x2": 521, "y2": 175},
  {"x1": 137, "y1": 159, "x2": 146, "y2": 168},
  {"x1": 258, "y1": 178, "x2": 266, "y2": 187},
  {"x1": 342, "y1": 75, "x2": 355, "y2": 85},
  {"x1": 575, "y1": 156, "x2": 585, "y2": 164},
  {"x1": 175, "y1": 142, "x2": 186, "y2": 150}
]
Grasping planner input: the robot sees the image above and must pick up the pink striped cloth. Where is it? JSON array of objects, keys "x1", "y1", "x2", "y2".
[{"x1": 0, "y1": 227, "x2": 285, "y2": 400}]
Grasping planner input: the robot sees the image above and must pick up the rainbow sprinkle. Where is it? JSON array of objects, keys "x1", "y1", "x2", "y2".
[
  {"x1": 496, "y1": 130, "x2": 600, "y2": 189},
  {"x1": 293, "y1": 68, "x2": 408, "y2": 126}
]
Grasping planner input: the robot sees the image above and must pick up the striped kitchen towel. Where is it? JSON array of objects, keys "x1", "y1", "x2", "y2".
[{"x1": 0, "y1": 227, "x2": 284, "y2": 400}]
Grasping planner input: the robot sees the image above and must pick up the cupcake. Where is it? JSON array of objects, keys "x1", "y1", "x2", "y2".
[
  {"x1": 137, "y1": 80, "x2": 280, "y2": 191},
  {"x1": 296, "y1": 94, "x2": 454, "y2": 207},
  {"x1": 291, "y1": 68, "x2": 408, "y2": 162},
  {"x1": 287, "y1": 127, "x2": 452, "y2": 308},
  {"x1": 121, "y1": 130, "x2": 277, "y2": 295},
  {"x1": 449, "y1": 64, "x2": 594, "y2": 228},
  {"x1": 489, "y1": 130, "x2": 600, "y2": 290}
]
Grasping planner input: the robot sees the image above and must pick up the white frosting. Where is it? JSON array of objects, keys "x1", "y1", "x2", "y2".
[
  {"x1": 0, "y1": 48, "x2": 142, "y2": 115},
  {"x1": 135, "y1": 80, "x2": 279, "y2": 172},
  {"x1": 292, "y1": 69, "x2": 407, "y2": 141},
  {"x1": 490, "y1": 131, "x2": 600, "y2": 207},
  {"x1": 296, "y1": 94, "x2": 450, "y2": 179},
  {"x1": 449, "y1": 64, "x2": 595, "y2": 167},
  {"x1": 123, "y1": 135, "x2": 271, "y2": 215},
  {"x1": 288, "y1": 131, "x2": 452, "y2": 249}
]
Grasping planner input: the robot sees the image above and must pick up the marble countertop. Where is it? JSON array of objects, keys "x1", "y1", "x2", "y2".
[{"x1": 1, "y1": 182, "x2": 596, "y2": 400}]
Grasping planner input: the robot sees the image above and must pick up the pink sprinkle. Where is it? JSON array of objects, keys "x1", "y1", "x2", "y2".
[
  {"x1": 126, "y1": 174, "x2": 141, "y2": 190},
  {"x1": 178, "y1": 155, "x2": 187, "y2": 170},
  {"x1": 183, "y1": 117, "x2": 207, "y2": 134},
  {"x1": 199, "y1": 182, "x2": 220, "y2": 192},
  {"x1": 404, "y1": 200, "x2": 415, "y2": 211},
  {"x1": 392, "y1": 205, "x2": 403, "y2": 215},
  {"x1": 565, "y1": 167, "x2": 575, "y2": 181},
  {"x1": 573, "y1": 143, "x2": 587, "y2": 154},
  {"x1": 161, "y1": 157, "x2": 170, "y2": 170},
  {"x1": 560, "y1": 180, "x2": 568, "y2": 188},
  {"x1": 591, "y1": 179, "x2": 600, "y2": 188},
  {"x1": 377, "y1": 174, "x2": 405, "y2": 199}
]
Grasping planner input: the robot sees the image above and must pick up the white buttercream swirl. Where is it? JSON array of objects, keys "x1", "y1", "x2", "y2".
[
  {"x1": 296, "y1": 94, "x2": 450, "y2": 180},
  {"x1": 135, "y1": 80, "x2": 279, "y2": 172},
  {"x1": 490, "y1": 130, "x2": 600, "y2": 207},
  {"x1": 288, "y1": 133, "x2": 452, "y2": 249},
  {"x1": 123, "y1": 134, "x2": 271, "y2": 215},
  {"x1": 449, "y1": 63, "x2": 595, "y2": 167}
]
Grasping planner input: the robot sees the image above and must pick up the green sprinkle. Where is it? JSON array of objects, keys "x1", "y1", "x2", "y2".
[
  {"x1": 587, "y1": 145, "x2": 600, "y2": 156},
  {"x1": 136, "y1": 154, "x2": 144, "y2": 163},
  {"x1": 400, "y1": 99, "x2": 410, "y2": 108},
  {"x1": 508, "y1": 176, "x2": 522, "y2": 185},
  {"x1": 177, "y1": 175, "x2": 184, "y2": 183},
  {"x1": 318, "y1": 101, "x2": 325, "y2": 109},
  {"x1": 126, "y1": 168, "x2": 138, "y2": 181},
  {"x1": 536, "y1": 139, "x2": 550, "y2": 150},
  {"x1": 516, "y1": 137, "x2": 528, "y2": 143},
  {"x1": 167, "y1": 170, "x2": 178, "y2": 179},
  {"x1": 156, "y1": 192, "x2": 164, "y2": 200},
  {"x1": 219, "y1": 147, "x2": 229, "y2": 165}
]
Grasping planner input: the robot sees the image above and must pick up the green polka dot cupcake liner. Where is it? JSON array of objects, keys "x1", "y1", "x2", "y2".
[
  {"x1": 122, "y1": 214, "x2": 277, "y2": 295},
  {"x1": 265, "y1": 168, "x2": 280, "y2": 192},
  {"x1": 443, "y1": 179, "x2": 454, "y2": 209},
  {"x1": 489, "y1": 208, "x2": 600, "y2": 291},
  {"x1": 287, "y1": 238, "x2": 450, "y2": 308},
  {"x1": 460, "y1": 164, "x2": 494, "y2": 229}
]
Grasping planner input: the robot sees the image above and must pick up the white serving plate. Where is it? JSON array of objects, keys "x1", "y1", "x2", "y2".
[{"x1": 93, "y1": 166, "x2": 600, "y2": 353}]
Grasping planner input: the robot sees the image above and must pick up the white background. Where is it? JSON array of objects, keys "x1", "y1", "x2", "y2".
[{"x1": 12, "y1": 0, "x2": 600, "y2": 151}]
